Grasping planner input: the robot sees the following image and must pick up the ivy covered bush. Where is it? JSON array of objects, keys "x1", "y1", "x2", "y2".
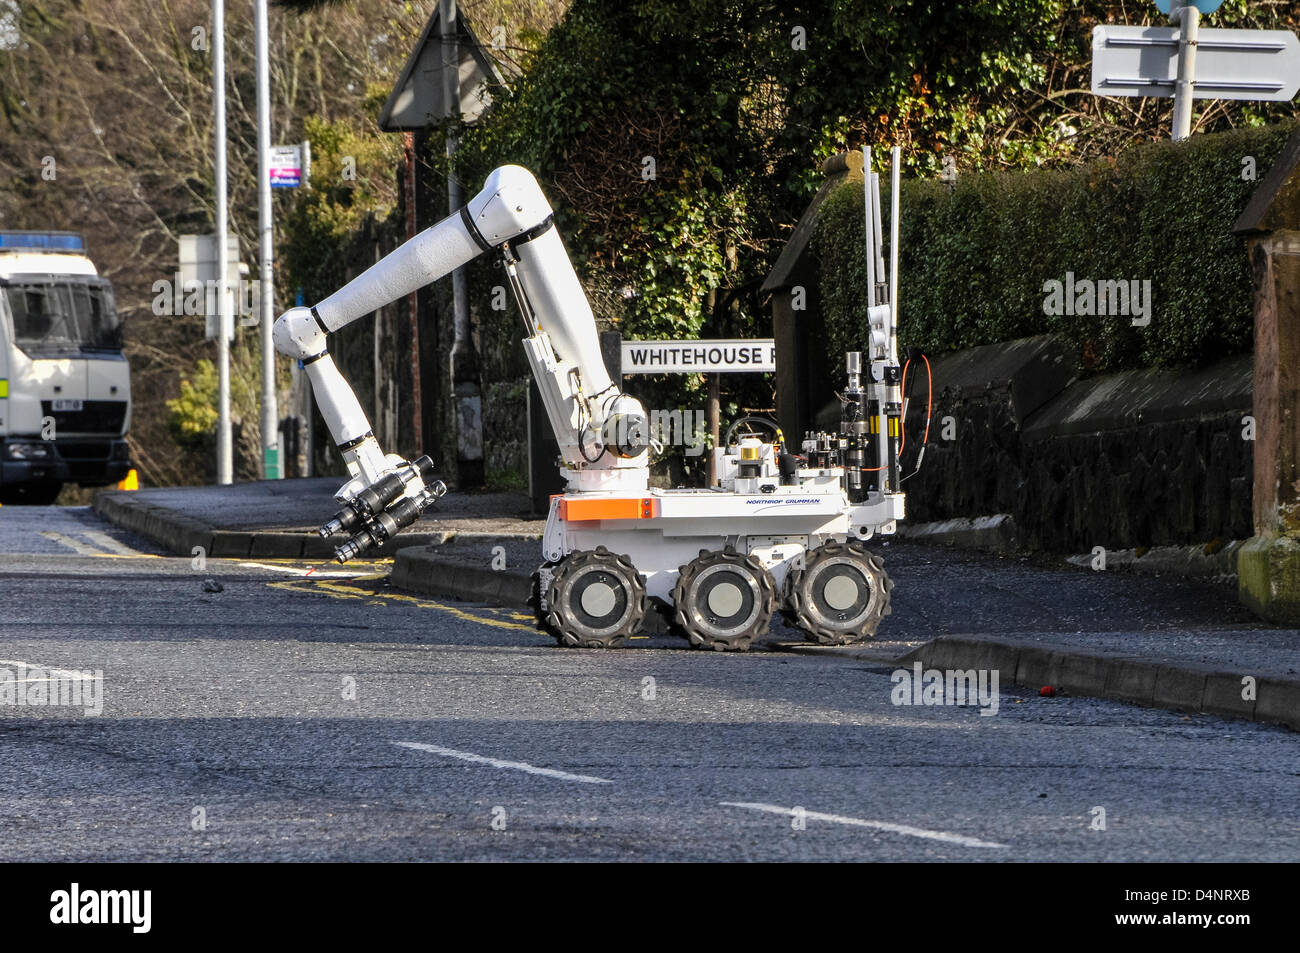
[
  {"x1": 813, "y1": 123, "x2": 1297, "y2": 372},
  {"x1": 280, "y1": 113, "x2": 402, "y2": 303}
]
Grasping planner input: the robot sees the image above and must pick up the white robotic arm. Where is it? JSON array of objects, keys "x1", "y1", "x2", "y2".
[{"x1": 274, "y1": 165, "x2": 649, "y2": 560}]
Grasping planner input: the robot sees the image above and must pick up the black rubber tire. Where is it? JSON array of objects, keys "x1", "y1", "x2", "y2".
[
  {"x1": 783, "y1": 540, "x2": 893, "y2": 644},
  {"x1": 544, "y1": 547, "x2": 646, "y2": 648},
  {"x1": 672, "y1": 549, "x2": 775, "y2": 652},
  {"x1": 0, "y1": 481, "x2": 62, "y2": 506},
  {"x1": 529, "y1": 559, "x2": 562, "y2": 639}
]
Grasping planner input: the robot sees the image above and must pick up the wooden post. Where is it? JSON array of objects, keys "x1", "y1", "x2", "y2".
[{"x1": 403, "y1": 131, "x2": 422, "y2": 458}]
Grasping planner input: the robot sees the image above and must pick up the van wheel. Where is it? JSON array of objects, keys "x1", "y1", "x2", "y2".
[{"x1": 0, "y1": 482, "x2": 62, "y2": 506}]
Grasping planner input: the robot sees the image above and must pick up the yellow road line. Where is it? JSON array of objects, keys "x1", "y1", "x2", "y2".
[
  {"x1": 79, "y1": 528, "x2": 145, "y2": 557},
  {"x1": 268, "y1": 578, "x2": 538, "y2": 633},
  {"x1": 40, "y1": 531, "x2": 104, "y2": 556},
  {"x1": 40, "y1": 530, "x2": 161, "y2": 559}
]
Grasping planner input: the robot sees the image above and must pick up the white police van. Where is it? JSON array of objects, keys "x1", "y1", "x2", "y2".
[{"x1": 0, "y1": 231, "x2": 131, "y2": 504}]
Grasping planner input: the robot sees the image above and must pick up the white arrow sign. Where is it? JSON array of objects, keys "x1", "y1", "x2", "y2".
[{"x1": 1092, "y1": 25, "x2": 1300, "y2": 101}]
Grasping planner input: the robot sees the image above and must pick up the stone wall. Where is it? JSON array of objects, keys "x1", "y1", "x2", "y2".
[
  {"x1": 884, "y1": 335, "x2": 1254, "y2": 552},
  {"x1": 482, "y1": 377, "x2": 529, "y2": 487}
]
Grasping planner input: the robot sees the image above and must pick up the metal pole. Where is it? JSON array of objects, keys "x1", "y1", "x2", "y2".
[
  {"x1": 862, "y1": 146, "x2": 876, "y2": 307},
  {"x1": 890, "y1": 146, "x2": 901, "y2": 342},
  {"x1": 213, "y1": 0, "x2": 233, "y2": 484},
  {"x1": 871, "y1": 171, "x2": 885, "y2": 288},
  {"x1": 1171, "y1": 3, "x2": 1200, "y2": 141},
  {"x1": 888, "y1": 147, "x2": 902, "y2": 491},
  {"x1": 254, "y1": 0, "x2": 279, "y2": 479}
]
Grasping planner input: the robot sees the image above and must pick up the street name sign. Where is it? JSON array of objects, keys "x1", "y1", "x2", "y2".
[{"x1": 621, "y1": 339, "x2": 776, "y2": 374}]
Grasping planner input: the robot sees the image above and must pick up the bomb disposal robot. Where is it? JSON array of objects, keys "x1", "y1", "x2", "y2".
[{"x1": 275, "y1": 152, "x2": 911, "y2": 651}]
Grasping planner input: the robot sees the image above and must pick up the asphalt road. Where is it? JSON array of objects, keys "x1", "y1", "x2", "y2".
[{"x1": 1, "y1": 505, "x2": 1297, "y2": 862}]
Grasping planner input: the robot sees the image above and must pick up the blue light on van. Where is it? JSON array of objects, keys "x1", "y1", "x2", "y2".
[{"x1": 0, "y1": 231, "x2": 85, "y2": 251}]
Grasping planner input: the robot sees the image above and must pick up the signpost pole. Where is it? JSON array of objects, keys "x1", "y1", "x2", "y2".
[
  {"x1": 212, "y1": 0, "x2": 233, "y2": 485},
  {"x1": 254, "y1": 0, "x2": 279, "y2": 479},
  {"x1": 1171, "y1": 2, "x2": 1201, "y2": 140}
]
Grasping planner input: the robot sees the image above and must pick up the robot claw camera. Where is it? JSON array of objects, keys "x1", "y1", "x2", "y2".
[{"x1": 274, "y1": 148, "x2": 915, "y2": 651}]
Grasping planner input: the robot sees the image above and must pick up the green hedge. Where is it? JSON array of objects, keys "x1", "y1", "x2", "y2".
[{"x1": 813, "y1": 123, "x2": 1297, "y2": 372}]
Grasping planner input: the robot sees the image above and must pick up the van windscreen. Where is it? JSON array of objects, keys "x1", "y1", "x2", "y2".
[{"x1": 2, "y1": 277, "x2": 122, "y2": 354}]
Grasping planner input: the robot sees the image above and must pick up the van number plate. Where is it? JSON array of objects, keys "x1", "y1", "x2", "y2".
[{"x1": 51, "y1": 399, "x2": 83, "y2": 412}]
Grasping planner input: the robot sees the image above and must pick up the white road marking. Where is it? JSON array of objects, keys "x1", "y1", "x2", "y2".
[
  {"x1": 0, "y1": 660, "x2": 97, "y2": 681},
  {"x1": 393, "y1": 741, "x2": 614, "y2": 785},
  {"x1": 721, "y1": 801, "x2": 1008, "y2": 848},
  {"x1": 77, "y1": 529, "x2": 142, "y2": 557},
  {"x1": 39, "y1": 531, "x2": 103, "y2": 557}
]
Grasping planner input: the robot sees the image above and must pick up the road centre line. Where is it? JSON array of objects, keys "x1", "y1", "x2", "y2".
[
  {"x1": 721, "y1": 801, "x2": 1008, "y2": 848},
  {"x1": 393, "y1": 741, "x2": 614, "y2": 784},
  {"x1": 301, "y1": 579, "x2": 1005, "y2": 846},
  {"x1": 0, "y1": 659, "x2": 97, "y2": 681}
]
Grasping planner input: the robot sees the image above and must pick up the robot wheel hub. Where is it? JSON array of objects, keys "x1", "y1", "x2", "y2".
[
  {"x1": 821, "y1": 573, "x2": 862, "y2": 612},
  {"x1": 579, "y1": 576, "x2": 620, "y2": 618},
  {"x1": 706, "y1": 580, "x2": 745, "y2": 617}
]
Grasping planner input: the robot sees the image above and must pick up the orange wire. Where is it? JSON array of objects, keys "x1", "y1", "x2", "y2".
[
  {"x1": 851, "y1": 355, "x2": 934, "y2": 473},
  {"x1": 921, "y1": 353, "x2": 933, "y2": 445},
  {"x1": 884, "y1": 354, "x2": 933, "y2": 476}
]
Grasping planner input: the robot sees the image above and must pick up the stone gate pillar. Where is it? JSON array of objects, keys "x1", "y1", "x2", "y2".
[{"x1": 1233, "y1": 130, "x2": 1300, "y2": 622}]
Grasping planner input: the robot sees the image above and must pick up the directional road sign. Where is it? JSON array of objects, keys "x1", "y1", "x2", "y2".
[{"x1": 1092, "y1": 24, "x2": 1300, "y2": 101}]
